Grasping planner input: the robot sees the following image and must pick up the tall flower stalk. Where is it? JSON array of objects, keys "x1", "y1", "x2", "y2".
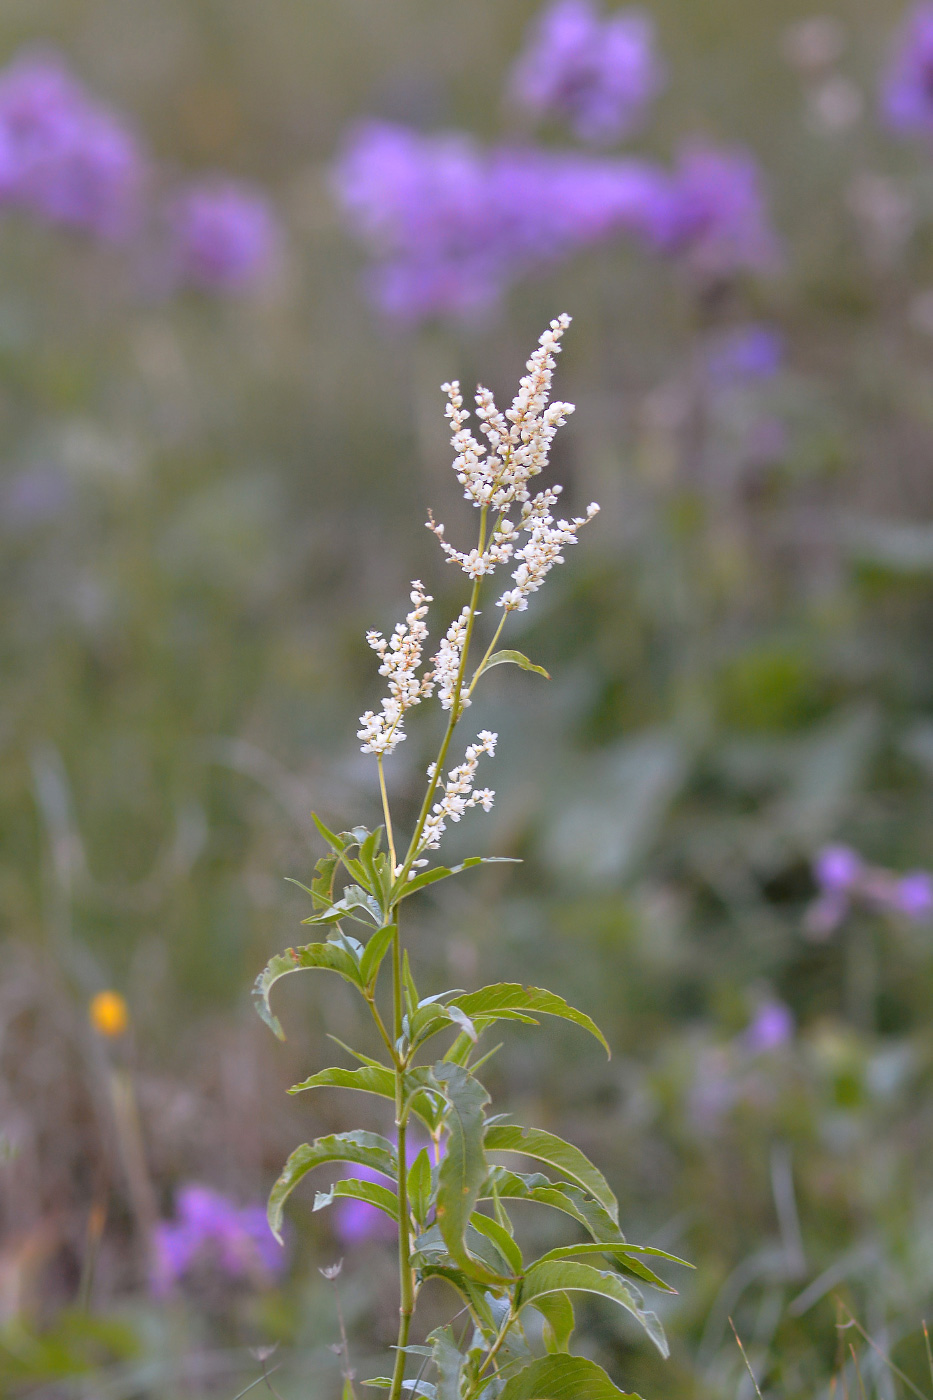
[{"x1": 255, "y1": 318, "x2": 685, "y2": 1400}]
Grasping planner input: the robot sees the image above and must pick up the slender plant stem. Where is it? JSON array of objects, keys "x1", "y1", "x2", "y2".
[
  {"x1": 465, "y1": 611, "x2": 508, "y2": 699},
  {"x1": 387, "y1": 506, "x2": 492, "y2": 1400},
  {"x1": 377, "y1": 755, "x2": 397, "y2": 874},
  {"x1": 470, "y1": 1308, "x2": 515, "y2": 1392},
  {"x1": 389, "y1": 910, "x2": 414, "y2": 1400},
  {"x1": 365, "y1": 990, "x2": 398, "y2": 1066}
]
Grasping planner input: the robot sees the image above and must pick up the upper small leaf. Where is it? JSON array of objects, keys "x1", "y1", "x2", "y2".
[
  {"x1": 451, "y1": 984, "x2": 609, "y2": 1057},
  {"x1": 475, "y1": 650, "x2": 551, "y2": 683},
  {"x1": 253, "y1": 942, "x2": 363, "y2": 1039},
  {"x1": 267, "y1": 1130, "x2": 397, "y2": 1241},
  {"x1": 313, "y1": 1176, "x2": 399, "y2": 1223}
]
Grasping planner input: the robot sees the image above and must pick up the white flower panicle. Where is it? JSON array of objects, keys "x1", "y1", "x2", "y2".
[
  {"x1": 498, "y1": 502, "x2": 600, "y2": 613},
  {"x1": 439, "y1": 314, "x2": 575, "y2": 515},
  {"x1": 428, "y1": 315, "x2": 597, "y2": 605},
  {"x1": 432, "y1": 606, "x2": 472, "y2": 711},
  {"x1": 419, "y1": 731, "x2": 497, "y2": 852},
  {"x1": 357, "y1": 581, "x2": 435, "y2": 755}
]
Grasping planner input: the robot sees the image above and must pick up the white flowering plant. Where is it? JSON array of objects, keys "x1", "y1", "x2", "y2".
[{"x1": 254, "y1": 318, "x2": 686, "y2": 1400}]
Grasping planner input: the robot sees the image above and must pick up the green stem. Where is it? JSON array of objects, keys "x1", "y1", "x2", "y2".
[
  {"x1": 468, "y1": 1307, "x2": 515, "y2": 1394},
  {"x1": 465, "y1": 611, "x2": 508, "y2": 699},
  {"x1": 365, "y1": 990, "x2": 398, "y2": 1066},
  {"x1": 377, "y1": 755, "x2": 397, "y2": 875},
  {"x1": 389, "y1": 913, "x2": 415, "y2": 1400}
]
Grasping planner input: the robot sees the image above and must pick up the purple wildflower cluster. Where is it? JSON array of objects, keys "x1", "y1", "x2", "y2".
[
  {"x1": 0, "y1": 47, "x2": 278, "y2": 293},
  {"x1": 880, "y1": 3, "x2": 933, "y2": 138},
  {"x1": 807, "y1": 844, "x2": 933, "y2": 938},
  {"x1": 509, "y1": 1, "x2": 663, "y2": 144},
  {"x1": 0, "y1": 50, "x2": 145, "y2": 241},
  {"x1": 333, "y1": 1, "x2": 780, "y2": 324},
  {"x1": 151, "y1": 1183, "x2": 286, "y2": 1296},
  {"x1": 335, "y1": 122, "x2": 677, "y2": 322}
]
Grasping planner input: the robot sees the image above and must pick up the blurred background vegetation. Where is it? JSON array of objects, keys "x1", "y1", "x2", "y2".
[{"x1": 6, "y1": 0, "x2": 933, "y2": 1396}]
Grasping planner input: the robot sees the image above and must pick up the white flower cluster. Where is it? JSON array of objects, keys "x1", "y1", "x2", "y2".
[
  {"x1": 357, "y1": 581, "x2": 435, "y2": 755},
  {"x1": 419, "y1": 731, "x2": 497, "y2": 852},
  {"x1": 432, "y1": 605, "x2": 472, "y2": 711},
  {"x1": 498, "y1": 501, "x2": 600, "y2": 613},
  {"x1": 427, "y1": 314, "x2": 599, "y2": 606}
]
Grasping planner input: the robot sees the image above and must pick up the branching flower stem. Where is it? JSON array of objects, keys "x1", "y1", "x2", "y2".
[
  {"x1": 395, "y1": 505, "x2": 489, "y2": 888},
  {"x1": 382, "y1": 506, "x2": 492, "y2": 1400}
]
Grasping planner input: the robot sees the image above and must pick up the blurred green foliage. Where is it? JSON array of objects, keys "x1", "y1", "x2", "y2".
[{"x1": 6, "y1": 0, "x2": 933, "y2": 1397}]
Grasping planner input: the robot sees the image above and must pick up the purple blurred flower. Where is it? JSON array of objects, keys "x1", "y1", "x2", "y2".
[
  {"x1": 894, "y1": 871, "x2": 933, "y2": 919},
  {"x1": 151, "y1": 1183, "x2": 285, "y2": 1296},
  {"x1": 657, "y1": 142, "x2": 781, "y2": 280},
  {"x1": 510, "y1": 0, "x2": 664, "y2": 144},
  {"x1": 705, "y1": 324, "x2": 784, "y2": 388},
  {"x1": 880, "y1": 4, "x2": 933, "y2": 139},
  {"x1": 0, "y1": 50, "x2": 145, "y2": 239},
  {"x1": 807, "y1": 844, "x2": 933, "y2": 935},
  {"x1": 815, "y1": 844, "x2": 863, "y2": 892},
  {"x1": 741, "y1": 999, "x2": 794, "y2": 1054},
  {"x1": 166, "y1": 178, "x2": 279, "y2": 292},
  {"x1": 333, "y1": 120, "x2": 676, "y2": 323}
]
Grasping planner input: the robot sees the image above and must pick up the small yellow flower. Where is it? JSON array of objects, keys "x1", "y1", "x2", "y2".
[{"x1": 89, "y1": 990, "x2": 129, "y2": 1038}]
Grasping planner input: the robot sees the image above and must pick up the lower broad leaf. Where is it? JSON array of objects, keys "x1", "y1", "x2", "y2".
[
  {"x1": 497, "y1": 1355, "x2": 641, "y2": 1400},
  {"x1": 519, "y1": 1261, "x2": 668, "y2": 1358},
  {"x1": 268, "y1": 1130, "x2": 397, "y2": 1241},
  {"x1": 432, "y1": 1064, "x2": 490, "y2": 1271}
]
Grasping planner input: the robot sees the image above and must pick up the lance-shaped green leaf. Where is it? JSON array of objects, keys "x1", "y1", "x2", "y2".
[
  {"x1": 519, "y1": 1261, "x2": 668, "y2": 1358},
  {"x1": 408, "y1": 1148, "x2": 433, "y2": 1231},
  {"x1": 449, "y1": 985, "x2": 609, "y2": 1057},
  {"x1": 313, "y1": 1177, "x2": 399, "y2": 1222},
  {"x1": 360, "y1": 922, "x2": 395, "y2": 986},
  {"x1": 473, "y1": 649, "x2": 551, "y2": 684},
  {"x1": 268, "y1": 1130, "x2": 397, "y2": 1241},
  {"x1": 431, "y1": 1063, "x2": 491, "y2": 1271},
  {"x1": 532, "y1": 1292, "x2": 575, "y2": 1354},
  {"x1": 253, "y1": 942, "x2": 364, "y2": 1039},
  {"x1": 484, "y1": 1170, "x2": 620, "y2": 1241},
  {"x1": 393, "y1": 856, "x2": 520, "y2": 903},
  {"x1": 497, "y1": 1354, "x2": 641, "y2": 1400},
  {"x1": 534, "y1": 1243, "x2": 679, "y2": 1293},
  {"x1": 289, "y1": 1064, "x2": 443, "y2": 1133},
  {"x1": 363, "y1": 1380, "x2": 435, "y2": 1397},
  {"x1": 470, "y1": 1210, "x2": 523, "y2": 1276},
  {"x1": 484, "y1": 1125, "x2": 618, "y2": 1223},
  {"x1": 481, "y1": 1172, "x2": 669, "y2": 1287},
  {"x1": 428, "y1": 1327, "x2": 463, "y2": 1400}
]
